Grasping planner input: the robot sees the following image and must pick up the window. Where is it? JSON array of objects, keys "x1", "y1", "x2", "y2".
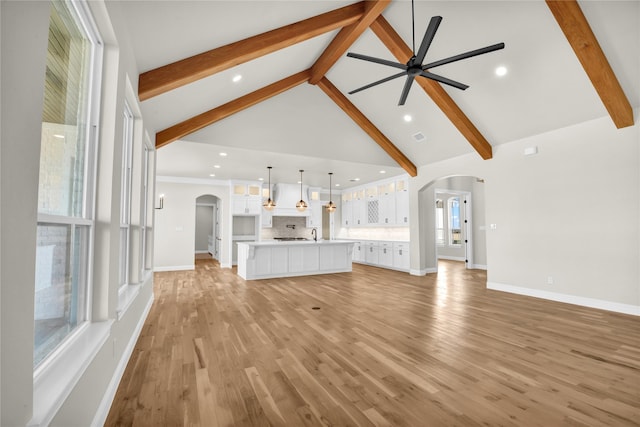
[
  {"x1": 448, "y1": 197, "x2": 462, "y2": 245},
  {"x1": 435, "y1": 199, "x2": 445, "y2": 245},
  {"x1": 35, "y1": 0, "x2": 102, "y2": 367},
  {"x1": 119, "y1": 102, "x2": 134, "y2": 291},
  {"x1": 140, "y1": 140, "x2": 154, "y2": 276}
]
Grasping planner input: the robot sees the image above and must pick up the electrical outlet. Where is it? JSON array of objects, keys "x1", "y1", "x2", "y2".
[{"x1": 547, "y1": 276, "x2": 554, "y2": 285}]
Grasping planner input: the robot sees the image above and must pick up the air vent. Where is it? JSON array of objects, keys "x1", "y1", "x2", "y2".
[{"x1": 412, "y1": 131, "x2": 426, "y2": 142}]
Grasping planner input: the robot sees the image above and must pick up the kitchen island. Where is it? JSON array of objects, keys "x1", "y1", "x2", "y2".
[{"x1": 237, "y1": 240, "x2": 355, "y2": 280}]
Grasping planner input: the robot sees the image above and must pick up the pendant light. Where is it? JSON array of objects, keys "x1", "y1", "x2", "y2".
[
  {"x1": 263, "y1": 166, "x2": 275, "y2": 211},
  {"x1": 295, "y1": 169, "x2": 308, "y2": 212},
  {"x1": 325, "y1": 172, "x2": 336, "y2": 213}
]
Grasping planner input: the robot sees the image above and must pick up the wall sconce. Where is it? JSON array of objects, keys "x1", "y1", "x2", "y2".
[{"x1": 155, "y1": 194, "x2": 164, "y2": 210}]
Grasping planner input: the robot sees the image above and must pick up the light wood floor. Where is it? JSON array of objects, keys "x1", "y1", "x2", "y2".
[{"x1": 105, "y1": 259, "x2": 640, "y2": 426}]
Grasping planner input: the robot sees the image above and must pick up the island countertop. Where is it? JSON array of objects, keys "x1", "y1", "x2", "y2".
[
  {"x1": 241, "y1": 239, "x2": 354, "y2": 246},
  {"x1": 237, "y1": 240, "x2": 354, "y2": 280}
]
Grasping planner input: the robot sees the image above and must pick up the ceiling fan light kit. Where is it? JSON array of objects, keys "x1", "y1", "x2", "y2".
[{"x1": 347, "y1": 2, "x2": 504, "y2": 106}]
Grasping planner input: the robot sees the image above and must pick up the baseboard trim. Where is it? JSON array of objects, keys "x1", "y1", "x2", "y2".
[
  {"x1": 194, "y1": 250, "x2": 209, "y2": 254},
  {"x1": 437, "y1": 255, "x2": 465, "y2": 262},
  {"x1": 153, "y1": 264, "x2": 195, "y2": 272},
  {"x1": 487, "y1": 282, "x2": 640, "y2": 316},
  {"x1": 91, "y1": 292, "x2": 154, "y2": 427},
  {"x1": 410, "y1": 267, "x2": 437, "y2": 276},
  {"x1": 469, "y1": 264, "x2": 487, "y2": 270}
]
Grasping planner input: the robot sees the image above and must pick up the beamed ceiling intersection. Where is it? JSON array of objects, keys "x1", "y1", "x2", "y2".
[{"x1": 140, "y1": 0, "x2": 633, "y2": 178}]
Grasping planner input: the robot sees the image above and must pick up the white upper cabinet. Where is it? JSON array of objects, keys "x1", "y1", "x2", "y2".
[
  {"x1": 232, "y1": 182, "x2": 262, "y2": 215},
  {"x1": 341, "y1": 175, "x2": 409, "y2": 227},
  {"x1": 395, "y1": 177, "x2": 409, "y2": 225},
  {"x1": 341, "y1": 192, "x2": 352, "y2": 227}
]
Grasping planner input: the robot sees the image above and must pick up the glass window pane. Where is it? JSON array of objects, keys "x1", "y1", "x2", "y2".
[
  {"x1": 38, "y1": 2, "x2": 93, "y2": 218},
  {"x1": 34, "y1": 223, "x2": 88, "y2": 367}
]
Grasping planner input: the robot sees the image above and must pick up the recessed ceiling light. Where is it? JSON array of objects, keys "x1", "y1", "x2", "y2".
[
  {"x1": 403, "y1": 114, "x2": 412, "y2": 122},
  {"x1": 349, "y1": 178, "x2": 360, "y2": 182},
  {"x1": 379, "y1": 170, "x2": 386, "y2": 174},
  {"x1": 209, "y1": 173, "x2": 216, "y2": 177},
  {"x1": 258, "y1": 178, "x2": 264, "y2": 181},
  {"x1": 53, "y1": 134, "x2": 64, "y2": 139},
  {"x1": 213, "y1": 165, "x2": 221, "y2": 169},
  {"x1": 219, "y1": 152, "x2": 227, "y2": 157},
  {"x1": 335, "y1": 184, "x2": 341, "y2": 187},
  {"x1": 232, "y1": 74, "x2": 242, "y2": 83},
  {"x1": 495, "y1": 66, "x2": 507, "y2": 77}
]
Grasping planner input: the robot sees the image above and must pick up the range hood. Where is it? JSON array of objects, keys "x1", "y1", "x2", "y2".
[{"x1": 272, "y1": 183, "x2": 310, "y2": 217}]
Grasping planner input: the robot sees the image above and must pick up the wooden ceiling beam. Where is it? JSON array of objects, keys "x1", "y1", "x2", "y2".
[
  {"x1": 316, "y1": 77, "x2": 417, "y2": 177},
  {"x1": 139, "y1": 2, "x2": 365, "y2": 101},
  {"x1": 308, "y1": 0, "x2": 391, "y2": 85},
  {"x1": 156, "y1": 70, "x2": 311, "y2": 149},
  {"x1": 370, "y1": 16, "x2": 493, "y2": 160},
  {"x1": 546, "y1": 0, "x2": 633, "y2": 129}
]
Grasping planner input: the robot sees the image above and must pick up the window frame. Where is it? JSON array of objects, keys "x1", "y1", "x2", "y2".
[
  {"x1": 118, "y1": 100, "x2": 134, "y2": 293},
  {"x1": 34, "y1": 0, "x2": 103, "y2": 374},
  {"x1": 448, "y1": 196, "x2": 462, "y2": 247}
]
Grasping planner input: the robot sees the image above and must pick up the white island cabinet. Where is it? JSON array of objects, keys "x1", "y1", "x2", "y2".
[{"x1": 237, "y1": 240, "x2": 355, "y2": 280}]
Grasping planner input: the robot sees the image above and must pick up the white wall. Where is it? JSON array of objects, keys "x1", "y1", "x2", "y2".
[
  {"x1": 1, "y1": 2, "x2": 50, "y2": 423},
  {"x1": 154, "y1": 178, "x2": 232, "y2": 270},
  {"x1": 1, "y1": 1, "x2": 158, "y2": 425},
  {"x1": 409, "y1": 113, "x2": 640, "y2": 314}
]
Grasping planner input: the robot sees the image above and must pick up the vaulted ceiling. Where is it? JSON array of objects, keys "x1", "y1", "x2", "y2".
[{"x1": 118, "y1": 0, "x2": 639, "y2": 188}]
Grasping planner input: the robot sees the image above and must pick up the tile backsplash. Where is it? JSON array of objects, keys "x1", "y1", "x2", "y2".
[{"x1": 261, "y1": 216, "x2": 316, "y2": 240}]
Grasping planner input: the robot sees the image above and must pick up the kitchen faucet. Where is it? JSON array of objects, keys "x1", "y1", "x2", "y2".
[{"x1": 311, "y1": 228, "x2": 317, "y2": 242}]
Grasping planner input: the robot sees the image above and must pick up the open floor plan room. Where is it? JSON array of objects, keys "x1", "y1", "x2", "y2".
[{"x1": 106, "y1": 260, "x2": 640, "y2": 426}]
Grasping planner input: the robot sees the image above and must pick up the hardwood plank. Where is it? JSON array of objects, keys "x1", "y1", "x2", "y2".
[
  {"x1": 138, "y1": 3, "x2": 365, "y2": 100},
  {"x1": 370, "y1": 15, "x2": 494, "y2": 160},
  {"x1": 155, "y1": 70, "x2": 311, "y2": 148},
  {"x1": 308, "y1": 0, "x2": 391, "y2": 84},
  {"x1": 316, "y1": 77, "x2": 418, "y2": 177},
  {"x1": 105, "y1": 259, "x2": 640, "y2": 426},
  {"x1": 545, "y1": 0, "x2": 633, "y2": 129}
]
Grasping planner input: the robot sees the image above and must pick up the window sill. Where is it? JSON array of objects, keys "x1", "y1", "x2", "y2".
[
  {"x1": 30, "y1": 320, "x2": 114, "y2": 426},
  {"x1": 117, "y1": 271, "x2": 153, "y2": 320},
  {"x1": 117, "y1": 283, "x2": 141, "y2": 320}
]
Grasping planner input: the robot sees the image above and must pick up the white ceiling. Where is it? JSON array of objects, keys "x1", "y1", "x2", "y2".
[{"x1": 118, "y1": 0, "x2": 640, "y2": 189}]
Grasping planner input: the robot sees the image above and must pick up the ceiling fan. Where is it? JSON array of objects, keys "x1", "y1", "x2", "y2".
[{"x1": 347, "y1": 3, "x2": 505, "y2": 106}]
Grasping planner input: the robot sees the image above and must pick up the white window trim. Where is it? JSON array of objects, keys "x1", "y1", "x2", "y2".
[
  {"x1": 33, "y1": 0, "x2": 104, "y2": 422},
  {"x1": 30, "y1": 320, "x2": 113, "y2": 427}
]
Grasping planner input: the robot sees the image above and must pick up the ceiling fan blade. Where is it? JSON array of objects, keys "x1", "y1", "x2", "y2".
[
  {"x1": 398, "y1": 75, "x2": 416, "y2": 106},
  {"x1": 420, "y1": 71, "x2": 469, "y2": 90},
  {"x1": 348, "y1": 71, "x2": 407, "y2": 95},
  {"x1": 346, "y1": 52, "x2": 406, "y2": 71},
  {"x1": 423, "y1": 43, "x2": 505, "y2": 70},
  {"x1": 415, "y1": 16, "x2": 442, "y2": 63}
]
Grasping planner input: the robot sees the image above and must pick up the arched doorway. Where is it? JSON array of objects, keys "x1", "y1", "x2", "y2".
[
  {"x1": 195, "y1": 194, "x2": 220, "y2": 260},
  {"x1": 418, "y1": 175, "x2": 487, "y2": 273}
]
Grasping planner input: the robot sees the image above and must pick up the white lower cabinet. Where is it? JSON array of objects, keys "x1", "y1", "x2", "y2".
[
  {"x1": 352, "y1": 241, "x2": 365, "y2": 262},
  {"x1": 352, "y1": 240, "x2": 410, "y2": 272},
  {"x1": 364, "y1": 242, "x2": 379, "y2": 265},
  {"x1": 379, "y1": 243, "x2": 393, "y2": 267},
  {"x1": 393, "y1": 243, "x2": 410, "y2": 271}
]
